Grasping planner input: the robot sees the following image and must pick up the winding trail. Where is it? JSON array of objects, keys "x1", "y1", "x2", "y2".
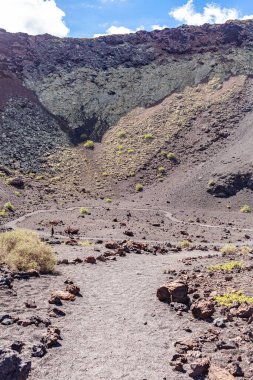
[{"x1": 4, "y1": 205, "x2": 253, "y2": 246}]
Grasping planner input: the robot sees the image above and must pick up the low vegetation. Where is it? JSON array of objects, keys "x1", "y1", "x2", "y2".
[
  {"x1": 220, "y1": 244, "x2": 237, "y2": 254},
  {"x1": 0, "y1": 229, "x2": 56, "y2": 272},
  {"x1": 4, "y1": 201, "x2": 14, "y2": 211},
  {"x1": 167, "y1": 152, "x2": 176, "y2": 161},
  {"x1": 214, "y1": 291, "x2": 253, "y2": 307},
  {"x1": 80, "y1": 207, "x2": 91, "y2": 215},
  {"x1": 158, "y1": 166, "x2": 166, "y2": 174},
  {"x1": 240, "y1": 204, "x2": 251, "y2": 213},
  {"x1": 118, "y1": 130, "x2": 127, "y2": 138},
  {"x1": 135, "y1": 183, "x2": 143, "y2": 192},
  {"x1": 179, "y1": 240, "x2": 190, "y2": 249},
  {"x1": 105, "y1": 198, "x2": 112, "y2": 203},
  {"x1": 208, "y1": 261, "x2": 243, "y2": 272},
  {"x1": 84, "y1": 140, "x2": 95, "y2": 149},
  {"x1": 143, "y1": 133, "x2": 154, "y2": 140}
]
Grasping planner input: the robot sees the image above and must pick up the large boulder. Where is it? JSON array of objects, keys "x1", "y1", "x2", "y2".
[
  {"x1": 157, "y1": 280, "x2": 189, "y2": 304},
  {"x1": 0, "y1": 348, "x2": 31, "y2": 380},
  {"x1": 191, "y1": 299, "x2": 215, "y2": 319}
]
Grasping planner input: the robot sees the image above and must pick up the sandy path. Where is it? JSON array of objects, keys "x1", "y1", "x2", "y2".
[{"x1": 28, "y1": 252, "x2": 204, "y2": 380}]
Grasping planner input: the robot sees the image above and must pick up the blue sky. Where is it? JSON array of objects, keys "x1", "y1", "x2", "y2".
[
  {"x1": 0, "y1": 0, "x2": 253, "y2": 38},
  {"x1": 58, "y1": 0, "x2": 253, "y2": 37}
]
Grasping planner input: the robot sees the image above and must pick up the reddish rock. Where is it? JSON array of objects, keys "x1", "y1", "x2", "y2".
[
  {"x1": 234, "y1": 303, "x2": 253, "y2": 319},
  {"x1": 105, "y1": 241, "x2": 120, "y2": 249},
  {"x1": 191, "y1": 299, "x2": 215, "y2": 319},
  {"x1": 41, "y1": 326, "x2": 61, "y2": 348},
  {"x1": 157, "y1": 280, "x2": 189, "y2": 304},
  {"x1": 189, "y1": 357, "x2": 210, "y2": 378},
  {"x1": 66, "y1": 284, "x2": 80, "y2": 296},
  {"x1": 85, "y1": 256, "x2": 96, "y2": 264},
  {"x1": 50, "y1": 290, "x2": 76, "y2": 301}
]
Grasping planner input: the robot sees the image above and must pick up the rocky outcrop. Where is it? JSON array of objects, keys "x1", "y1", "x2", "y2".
[{"x1": 207, "y1": 171, "x2": 253, "y2": 197}]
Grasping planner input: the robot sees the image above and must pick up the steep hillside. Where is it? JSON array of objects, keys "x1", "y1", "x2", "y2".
[{"x1": 1, "y1": 20, "x2": 253, "y2": 210}]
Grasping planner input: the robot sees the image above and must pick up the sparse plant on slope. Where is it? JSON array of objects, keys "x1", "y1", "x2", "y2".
[
  {"x1": 220, "y1": 244, "x2": 237, "y2": 254},
  {"x1": 105, "y1": 198, "x2": 112, "y2": 203},
  {"x1": 80, "y1": 207, "x2": 91, "y2": 215},
  {"x1": 84, "y1": 140, "x2": 94, "y2": 149},
  {"x1": 4, "y1": 202, "x2": 14, "y2": 211},
  {"x1": 179, "y1": 240, "x2": 190, "y2": 249},
  {"x1": 208, "y1": 179, "x2": 215, "y2": 187},
  {"x1": 0, "y1": 229, "x2": 56, "y2": 272},
  {"x1": 143, "y1": 133, "x2": 154, "y2": 141},
  {"x1": 158, "y1": 166, "x2": 166, "y2": 174},
  {"x1": 240, "y1": 204, "x2": 251, "y2": 213},
  {"x1": 167, "y1": 152, "x2": 176, "y2": 161},
  {"x1": 135, "y1": 183, "x2": 143, "y2": 192},
  {"x1": 118, "y1": 130, "x2": 127, "y2": 138}
]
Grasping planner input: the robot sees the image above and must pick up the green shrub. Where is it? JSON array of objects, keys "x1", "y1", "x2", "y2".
[
  {"x1": 118, "y1": 130, "x2": 127, "y2": 138},
  {"x1": 80, "y1": 207, "x2": 91, "y2": 215},
  {"x1": 4, "y1": 202, "x2": 14, "y2": 211},
  {"x1": 0, "y1": 209, "x2": 8, "y2": 217},
  {"x1": 158, "y1": 166, "x2": 166, "y2": 174},
  {"x1": 167, "y1": 152, "x2": 176, "y2": 161},
  {"x1": 36, "y1": 175, "x2": 44, "y2": 181},
  {"x1": 84, "y1": 140, "x2": 94, "y2": 149},
  {"x1": 127, "y1": 148, "x2": 135, "y2": 154},
  {"x1": 105, "y1": 198, "x2": 112, "y2": 203},
  {"x1": 0, "y1": 229, "x2": 56, "y2": 272},
  {"x1": 240, "y1": 204, "x2": 251, "y2": 213},
  {"x1": 143, "y1": 133, "x2": 154, "y2": 141},
  {"x1": 135, "y1": 183, "x2": 143, "y2": 192}
]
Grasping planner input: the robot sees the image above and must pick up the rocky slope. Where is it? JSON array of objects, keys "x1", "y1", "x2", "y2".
[{"x1": 1, "y1": 20, "x2": 253, "y2": 207}]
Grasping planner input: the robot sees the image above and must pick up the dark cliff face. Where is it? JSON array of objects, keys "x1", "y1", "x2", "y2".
[
  {"x1": 1, "y1": 20, "x2": 253, "y2": 78},
  {"x1": 1, "y1": 20, "x2": 253, "y2": 172}
]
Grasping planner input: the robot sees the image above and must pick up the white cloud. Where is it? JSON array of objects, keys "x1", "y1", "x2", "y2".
[
  {"x1": 0, "y1": 0, "x2": 69, "y2": 37},
  {"x1": 94, "y1": 25, "x2": 142, "y2": 37},
  {"x1": 169, "y1": 0, "x2": 253, "y2": 25},
  {"x1": 152, "y1": 25, "x2": 168, "y2": 31}
]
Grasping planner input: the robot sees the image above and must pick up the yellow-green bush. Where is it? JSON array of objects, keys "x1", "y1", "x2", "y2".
[
  {"x1": 208, "y1": 260, "x2": 243, "y2": 272},
  {"x1": 167, "y1": 152, "x2": 176, "y2": 161},
  {"x1": 105, "y1": 198, "x2": 112, "y2": 203},
  {"x1": 214, "y1": 291, "x2": 253, "y2": 307},
  {"x1": 80, "y1": 207, "x2": 91, "y2": 215},
  {"x1": 84, "y1": 140, "x2": 94, "y2": 149},
  {"x1": 143, "y1": 133, "x2": 154, "y2": 140},
  {"x1": 240, "y1": 204, "x2": 251, "y2": 213},
  {"x1": 4, "y1": 202, "x2": 14, "y2": 211},
  {"x1": 0, "y1": 229, "x2": 56, "y2": 272},
  {"x1": 135, "y1": 183, "x2": 143, "y2": 192},
  {"x1": 118, "y1": 130, "x2": 127, "y2": 138}
]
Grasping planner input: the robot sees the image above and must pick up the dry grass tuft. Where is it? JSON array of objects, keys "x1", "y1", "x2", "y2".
[{"x1": 0, "y1": 229, "x2": 56, "y2": 272}]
